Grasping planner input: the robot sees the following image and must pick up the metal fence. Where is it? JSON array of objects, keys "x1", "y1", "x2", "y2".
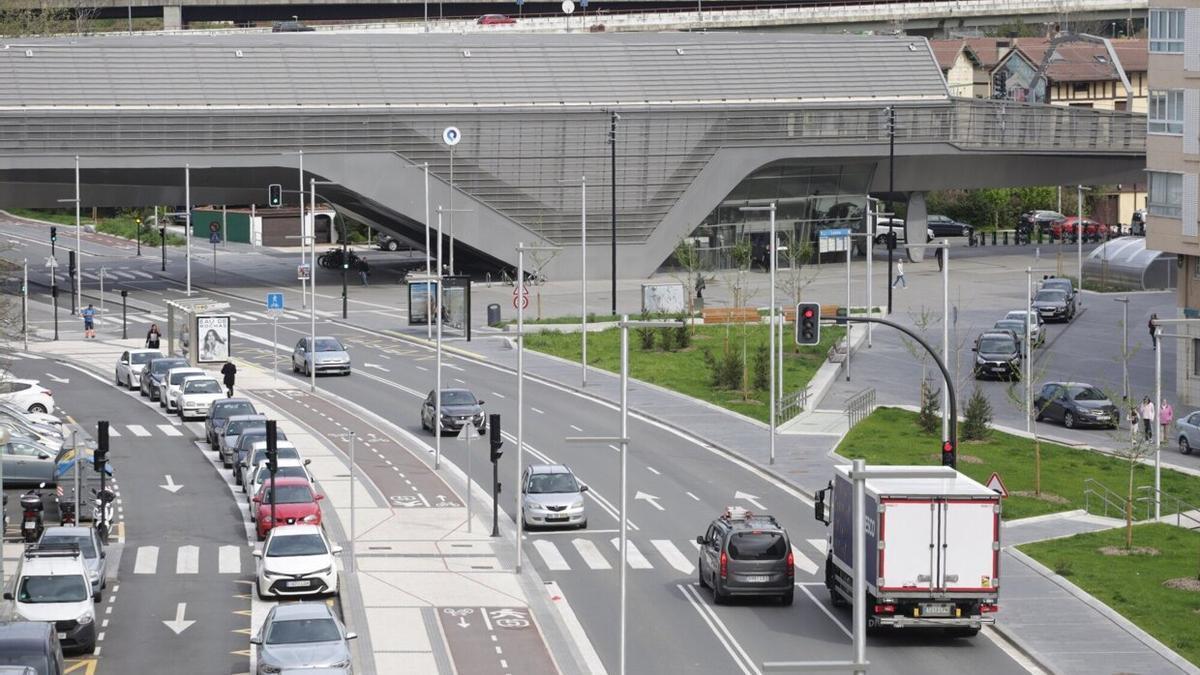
[
  {"x1": 1085, "y1": 479, "x2": 1200, "y2": 529},
  {"x1": 844, "y1": 388, "x2": 876, "y2": 430},
  {"x1": 778, "y1": 386, "x2": 810, "y2": 421}
]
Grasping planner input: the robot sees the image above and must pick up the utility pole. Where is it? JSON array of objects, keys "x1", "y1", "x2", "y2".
[
  {"x1": 886, "y1": 106, "x2": 896, "y2": 316},
  {"x1": 609, "y1": 111, "x2": 620, "y2": 315}
]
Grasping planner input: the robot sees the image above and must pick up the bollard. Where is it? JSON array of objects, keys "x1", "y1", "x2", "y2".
[
  {"x1": 991, "y1": 230, "x2": 997, "y2": 245},
  {"x1": 1003, "y1": 231, "x2": 1009, "y2": 246},
  {"x1": 1037, "y1": 229, "x2": 1044, "y2": 244}
]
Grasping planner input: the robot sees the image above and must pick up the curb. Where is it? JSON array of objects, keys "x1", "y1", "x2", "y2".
[
  {"x1": 988, "y1": 622, "x2": 1060, "y2": 675},
  {"x1": 1006, "y1": 547, "x2": 1200, "y2": 675}
]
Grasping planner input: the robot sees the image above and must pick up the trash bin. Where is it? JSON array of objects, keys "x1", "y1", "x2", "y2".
[{"x1": 487, "y1": 303, "x2": 502, "y2": 327}]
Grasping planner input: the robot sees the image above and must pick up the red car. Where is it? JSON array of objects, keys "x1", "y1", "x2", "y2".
[
  {"x1": 476, "y1": 13, "x2": 516, "y2": 25},
  {"x1": 252, "y1": 476, "x2": 324, "y2": 540},
  {"x1": 1050, "y1": 216, "x2": 1108, "y2": 242}
]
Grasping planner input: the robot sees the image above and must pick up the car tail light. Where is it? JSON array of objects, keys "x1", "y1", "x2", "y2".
[
  {"x1": 980, "y1": 603, "x2": 998, "y2": 614},
  {"x1": 873, "y1": 604, "x2": 896, "y2": 615},
  {"x1": 785, "y1": 550, "x2": 795, "y2": 578},
  {"x1": 719, "y1": 551, "x2": 727, "y2": 579}
]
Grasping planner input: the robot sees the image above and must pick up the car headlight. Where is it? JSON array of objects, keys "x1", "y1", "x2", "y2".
[
  {"x1": 262, "y1": 568, "x2": 282, "y2": 579},
  {"x1": 571, "y1": 500, "x2": 584, "y2": 509},
  {"x1": 315, "y1": 565, "x2": 334, "y2": 576},
  {"x1": 302, "y1": 514, "x2": 319, "y2": 523},
  {"x1": 88, "y1": 570, "x2": 99, "y2": 581},
  {"x1": 76, "y1": 612, "x2": 94, "y2": 625},
  {"x1": 975, "y1": 356, "x2": 986, "y2": 365}
]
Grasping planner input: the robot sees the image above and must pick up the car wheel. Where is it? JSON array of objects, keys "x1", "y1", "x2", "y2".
[
  {"x1": 387, "y1": 240, "x2": 400, "y2": 252},
  {"x1": 712, "y1": 578, "x2": 728, "y2": 605},
  {"x1": 306, "y1": 363, "x2": 312, "y2": 377},
  {"x1": 291, "y1": 360, "x2": 298, "y2": 373},
  {"x1": 698, "y1": 562, "x2": 709, "y2": 589},
  {"x1": 256, "y1": 585, "x2": 272, "y2": 601},
  {"x1": 781, "y1": 590, "x2": 794, "y2": 606},
  {"x1": 116, "y1": 373, "x2": 122, "y2": 387},
  {"x1": 1181, "y1": 438, "x2": 1192, "y2": 455},
  {"x1": 28, "y1": 403, "x2": 48, "y2": 414},
  {"x1": 1064, "y1": 412, "x2": 1075, "y2": 429},
  {"x1": 578, "y1": 519, "x2": 588, "y2": 530}
]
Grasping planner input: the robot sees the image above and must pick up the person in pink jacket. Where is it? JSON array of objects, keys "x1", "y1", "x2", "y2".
[{"x1": 1160, "y1": 399, "x2": 1174, "y2": 440}]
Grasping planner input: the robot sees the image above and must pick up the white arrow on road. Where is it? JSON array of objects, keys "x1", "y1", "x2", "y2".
[
  {"x1": 457, "y1": 616, "x2": 470, "y2": 628},
  {"x1": 163, "y1": 602, "x2": 195, "y2": 635},
  {"x1": 363, "y1": 363, "x2": 390, "y2": 372},
  {"x1": 734, "y1": 491, "x2": 766, "y2": 511},
  {"x1": 159, "y1": 475, "x2": 183, "y2": 494},
  {"x1": 635, "y1": 491, "x2": 664, "y2": 511},
  {"x1": 46, "y1": 374, "x2": 69, "y2": 384}
]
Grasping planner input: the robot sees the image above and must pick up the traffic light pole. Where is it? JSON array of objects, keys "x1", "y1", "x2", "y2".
[{"x1": 489, "y1": 413, "x2": 502, "y2": 538}]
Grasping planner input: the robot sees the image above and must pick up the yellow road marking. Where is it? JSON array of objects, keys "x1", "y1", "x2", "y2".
[
  {"x1": 230, "y1": 649, "x2": 252, "y2": 657},
  {"x1": 233, "y1": 593, "x2": 251, "y2": 599},
  {"x1": 232, "y1": 609, "x2": 252, "y2": 617},
  {"x1": 63, "y1": 659, "x2": 97, "y2": 675}
]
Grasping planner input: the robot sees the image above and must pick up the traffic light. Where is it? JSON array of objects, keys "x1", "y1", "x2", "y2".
[
  {"x1": 268, "y1": 184, "x2": 283, "y2": 208},
  {"x1": 68, "y1": 250, "x2": 76, "y2": 278},
  {"x1": 489, "y1": 414, "x2": 503, "y2": 462},
  {"x1": 265, "y1": 419, "x2": 279, "y2": 474},
  {"x1": 886, "y1": 230, "x2": 897, "y2": 251},
  {"x1": 795, "y1": 302, "x2": 820, "y2": 346},
  {"x1": 50, "y1": 226, "x2": 57, "y2": 243},
  {"x1": 94, "y1": 420, "x2": 109, "y2": 472},
  {"x1": 941, "y1": 440, "x2": 956, "y2": 468}
]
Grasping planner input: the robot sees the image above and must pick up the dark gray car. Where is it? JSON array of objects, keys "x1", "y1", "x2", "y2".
[
  {"x1": 420, "y1": 389, "x2": 486, "y2": 436},
  {"x1": 696, "y1": 507, "x2": 793, "y2": 605},
  {"x1": 973, "y1": 331, "x2": 1021, "y2": 381},
  {"x1": 205, "y1": 398, "x2": 258, "y2": 449},
  {"x1": 1031, "y1": 288, "x2": 1075, "y2": 323},
  {"x1": 218, "y1": 416, "x2": 268, "y2": 468},
  {"x1": 1034, "y1": 382, "x2": 1119, "y2": 429},
  {"x1": 139, "y1": 357, "x2": 189, "y2": 400},
  {"x1": 251, "y1": 602, "x2": 356, "y2": 675},
  {"x1": 1, "y1": 440, "x2": 60, "y2": 486},
  {"x1": 231, "y1": 429, "x2": 288, "y2": 483}
]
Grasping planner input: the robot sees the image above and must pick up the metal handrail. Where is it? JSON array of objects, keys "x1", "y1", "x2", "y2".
[
  {"x1": 1083, "y1": 478, "x2": 1135, "y2": 520},
  {"x1": 778, "y1": 385, "x2": 810, "y2": 421},
  {"x1": 844, "y1": 388, "x2": 876, "y2": 430},
  {"x1": 1136, "y1": 486, "x2": 1200, "y2": 529}
]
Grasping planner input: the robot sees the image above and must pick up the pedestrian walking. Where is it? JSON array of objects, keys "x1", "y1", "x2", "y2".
[
  {"x1": 81, "y1": 303, "x2": 96, "y2": 339},
  {"x1": 1140, "y1": 397, "x2": 1156, "y2": 441},
  {"x1": 358, "y1": 256, "x2": 370, "y2": 287},
  {"x1": 145, "y1": 323, "x2": 161, "y2": 349},
  {"x1": 1149, "y1": 313, "x2": 1158, "y2": 350},
  {"x1": 695, "y1": 274, "x2": 706, "y2": 300},
  {"x1": 1160, "y1": 398, "x2": 1174, "y2": 440},
  {"x1": 891, "y1": 259, "x2": 907, "y2": 288},
  {"x1": 1129, "y1": 404, "x2": 1141, "y2": 444},
  {"x1": 220, "y1": 360, "x2": 237, "y2": 398}
]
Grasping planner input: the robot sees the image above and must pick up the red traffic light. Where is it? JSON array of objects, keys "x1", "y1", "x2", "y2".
[
  {"x1": 942, "y1": 441, "x2": 953, "y2": 453},
  {"x1": 802, "y1": 308, "x2": 814, "y2": 318}
]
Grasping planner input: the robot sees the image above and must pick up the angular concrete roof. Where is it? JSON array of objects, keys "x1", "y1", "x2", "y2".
[{"x1": 0, "y1": 31, "x2": 949, "y2": 108}]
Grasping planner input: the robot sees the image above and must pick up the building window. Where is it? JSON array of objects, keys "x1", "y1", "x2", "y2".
[
  {"x1": 1149, "y1": 172, "x2": 1183, "y2": 218},
  {"x1": 1149, "y1": 90, "x2": 1185, "y2": 134},
  {"x1": 1073, "y1": 82, "x2": 1090, "y2": 95},
  {"x1": 1150, "y1": 9, "x2": 1185, "y2": 53},
  {"x1": 1193, "y1": 339, "x2": 1200, "y2": 376}
]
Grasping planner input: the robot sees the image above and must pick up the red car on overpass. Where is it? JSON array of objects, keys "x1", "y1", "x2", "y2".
[{"x1": 1050, "y1": 216, "x2": 1108, "y2": 242}]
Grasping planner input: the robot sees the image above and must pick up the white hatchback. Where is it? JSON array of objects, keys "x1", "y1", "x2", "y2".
[
  {"x1": 175, "y1": 376, "x2": 225, "y2": 420},
  {"x1": 253, "y1": 525, "x2": 341, "y2": 599},
  {"x1": 0, "y1": 379, "x2": 56, "y2": 415},
  {"x1": 115, "y1": 349, "x2": 163, "y2": 390},
  {"x1": 160, "y1": 367, "x2": 205, "y2": 412}
]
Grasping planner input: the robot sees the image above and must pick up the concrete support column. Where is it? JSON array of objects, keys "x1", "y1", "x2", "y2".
[
  {"x1": 163, "y1": 6, "x2": 182, "y2": 30},
  {"x1": 906, "y1": 191, "x2": 928, "y2": 262}
]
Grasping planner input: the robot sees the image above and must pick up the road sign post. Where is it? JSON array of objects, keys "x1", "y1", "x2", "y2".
[
  {"x1": 458, "y1": 423, "x2": 475, "y2": 533},
  {"x1": 121, "y1": 290, "x2": 128, "y2": 339},
  {"x1": 46, "y1": 256, "x2": 59, "y2": 341}
]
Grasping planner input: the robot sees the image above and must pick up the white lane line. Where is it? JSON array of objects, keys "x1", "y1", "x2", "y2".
[
  {"x1": 799, "y1": 584, "x2": 852, "y2": 638},
  {"x1": 531, "y1": 407, "x2": 545, "y2": 414},
  {"x1": 107, "y1": 427, "x2": 121, "y2": 437},
  {"x1": 490, "y1": 391, "x2": 506, "y2": 399},
  {"x1": 651, "y1": 540, "x2": 695, "y2": 575},
  {"x1": 218, "y1": 545, "x2": 241, "y2": 575},
  {"x1": 610, "y1": 538, "x2": 653, "y2": 569},
  {"x1": 689, "y1": 540, "x2": 701, "y2": 551},
  {"x1": 646, "y1": 466, "x2": 661, "y2": 475},
  {"x1": 569, "y1": 425, "x2": 583, "y2": 432},
  {"x1": 545, "y1": 581, "x2": 608, "y2": 675},
  {"x1": 807, "y1": 538, "x2": 828, "y2": 556},
  {"x1": 453, "y1": 378, "x2": 465, "y2": 384},
  {"x1": 678, "y1": 584, "x2": 757, "y2": 675},
  {"x1": 157, "y1": 424, "x2": 183, "y2": 437},
  {"x1": 176, "y1": 545, "x2": 199, "y2": 574},
  {"x1": 791, "y1": 545, "x2": 819, "y2": 575},
  {"x1": 132, "y1": 271, "x2": 154, "y2": 279},
  {"x1": 133, "y1": 546, "x2": 158, "y2": 574},
  {"x1": 532, "y1": 540, "x2": 570, "y2": 571},
  {"x1": 444, "y1": 363, "x2": 464, "y2": 372},
  {"x1": 415, "y1": 365, "x2": 428, "y2": 372},
  {"x1": 685, "y1": 491, "x2": 699, "y2": 501},
  {"x1": 126, "y1": 424, "x2": 151, "y2": 437},
  {"x1": 572, "y1": 539, "x2": 612, "y2": 570}
]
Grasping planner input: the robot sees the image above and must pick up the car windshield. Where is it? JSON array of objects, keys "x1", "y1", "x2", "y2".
[
  {"x1": 216, "y1": 403, "x2": 255, "y2": 418},
  {"x1": 40, "y1": 535, "x2": 95, "y2": 558},
  {"x1": 185, "y1": 380, "x2": 221, "y2": 394},
  {"x1": 979, "y1": 337, "x2": 1016, "y2": 353},
  {"x1": 253, "y1": 447, "x2": 300, "y2": 465},
  {"x1": 727, "y1": 532, "x2": 787, "y2": 561},
  {"x1": 995, "y1": 321, "x2": 1025, "y2": 334},
  {"x1": 131, "y1": 352, "x2": 159, "y2": 364},
  {"x1": 1034, "y1": 290, "x2": 1066, "y2": 303},
  {"x1": 229, "y1": 423, "x2": 265, "y2": 438},
  {"x1": 1069, "y1": 386, "x2": 1108, "y2": 402},
  {"x1": 169, "y1": 371, "x2": 200, "y2": 385},
  {"x1": 527, "y1": 473, "x2": 579, "y2": 494},
  {"x1": 258, "y1": 466, "x2": 306, "y2": 484},
  {"x1": 266, "y1": 617, "x2": 341, "y2": 645},
  {"x1": 152, "y1": 360, "x2": 187, "y2": 375},
  {"x1": 1043, "y1": 280, "x2": 1072, "y2": 292},
  {"x1": 266, "y1": 534, "x2": 327, "y2": 557},
  {"x1": 314, "y1": 338, "x2": 344, "y2": 352},
  {"x1": 17, "y1": 575, "x2": 89, "y2": 603},
  {"x1": 261, "y1": 484, "x2": 313, "y2": 505},
  {"x1": 440, "y1": 391, "x2": 477, "y2": 405},
  {"x1": 0, "y1": 654, "x2": 47, "y2": 669}
]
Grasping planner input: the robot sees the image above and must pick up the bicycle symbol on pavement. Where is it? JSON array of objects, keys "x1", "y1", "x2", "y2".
[
  {"x1": 489, "y1": 608, "x2": 530, "y2": 629},
  {"x1": 442, "y1": 608, "x2": 474, "y2": 618}
]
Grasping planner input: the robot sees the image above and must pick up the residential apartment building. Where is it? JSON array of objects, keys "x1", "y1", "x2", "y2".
[{"x1": 1143, "y1": 2, "x2": 1200, "y2": 403}]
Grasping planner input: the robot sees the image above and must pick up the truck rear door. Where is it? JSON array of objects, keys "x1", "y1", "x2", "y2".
[
  {"x1": 939, "y1": 499, "x2": 999, "y2": 592},
  {"x1": 878, "y1": 500, "x2": 935, "y2": 592}
]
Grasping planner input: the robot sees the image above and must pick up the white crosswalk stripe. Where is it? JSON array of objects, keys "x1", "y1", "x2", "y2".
[
  {"x1": 132, "y1": 271, "x2": 154, "y2": 279},
  {"x1": 610, "y1": 538, "x2": 653, "y2": 569},
  {"x1": 218, "y1": 545, "x2": 241, "y2": 574},
  {"x1": 157, "y1": 424, "x2": 183, "y2": 437},
  {"x1": 134, "y1": 546, "x2": 158, "y2": 574},
  {"x1": 807, "y1": 538, "x2": 828, "y2": 556},
  {"x1": 533, "y1": 540, "x2": 570, "y2": 571},
  {"x1": 791, "y1": 545, "x2": 819, "y2": 575},
  {"x1": 110, "y1": 271, "x2": 138, "y2": 280},
  {"x1": 126, "y1": 424, "x2": 151, "y2": 437},
  {"x1": 176, "y1": 545, "x2": 199, "y2": 574},
  {"x1": 651, "y1": 540, "x2": 695, "y2": 575},
  {"x1": 107, "y1": 426, "x2": 121, "y2": 437},
  {"x1": 572, "y1": 538, "x2": 611, "y2": 570},
  {"x1": 229, "y1": 312, "x2": 258, "y2": 322}
]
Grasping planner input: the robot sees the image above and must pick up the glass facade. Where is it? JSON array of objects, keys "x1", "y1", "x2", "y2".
[{"x1": 686, "y1": 160, "x2": 874, "y2": 269}]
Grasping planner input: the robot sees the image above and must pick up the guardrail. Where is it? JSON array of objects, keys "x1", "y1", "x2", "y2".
[
  {"x1": 778, "y1": 385, "x2": 810, "y2": 421},
  {"x1": 1136, "y1": 486, "x2": 1200, "y2": 529},
  {"x1": 844, "y1": 388, "x2": 876, "y2": 430},
  {"x1": 1083, "y1": 477, "x2": 1131, "y2": 520}
]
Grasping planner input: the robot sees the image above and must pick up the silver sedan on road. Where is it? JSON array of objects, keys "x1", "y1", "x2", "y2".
[
  {"x1": 1175, "y1": 411, "x2": 1200, "y2": 454},
  {"x1": 251, "y1": 602, "x2": 356, "y2": 674},
  {"x1": 292, "y1": 337, "x2": 351, "y2": 377}
]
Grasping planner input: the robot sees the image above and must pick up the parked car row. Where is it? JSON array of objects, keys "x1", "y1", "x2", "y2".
[
  {"x1": 973, "y1": 278, "x2": 1078, "y2": 382},
  {"x1": 1, "y1": 393, "x2": 66, "y2": 487},
  {"x1": 1017, "y1": 210, "x2": 1113, "y2": 242}
]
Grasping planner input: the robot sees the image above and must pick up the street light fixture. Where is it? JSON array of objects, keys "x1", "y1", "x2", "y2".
[
  {"x1": 739, "y1": 204, "x2": 777, "y2": 465},
  {"x1": 1076, "y1": 185, "x2": 1092, "y2": 305}
]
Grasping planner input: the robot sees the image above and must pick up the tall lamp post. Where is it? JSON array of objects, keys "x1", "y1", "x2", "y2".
[
  {"x1": 75, "y1": 156, "x2": 82, "y2": 314},
  {"x1": 1114, "y1": 296, "x2": 1130, "y2": 401},
  {"x1": 608, "y1": 112, "x2": 620, "y2": 315},
  {"x1": 885, "y1": 106, "x2": 896, "y2": 316},
  {"x1": 560, "y1": 176, "x2": 588, "y2": 386},
  {"x1": 0, "y1": 426, "x2": 10, "y2": 597},
  {"x1": 740, "y1": 204, "x2": 777, "y2": 465},
  {"x1": 1076, "y1": 185, "x2": 1092, "y2": 305}
]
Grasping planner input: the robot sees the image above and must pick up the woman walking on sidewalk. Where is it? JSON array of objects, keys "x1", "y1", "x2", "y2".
[
  {"x1": 1160, "y1": 398, "x2": 1174, "y2": 441},
  {"x1": 145, "y1": 323, "x2": 162, "y2": 349}
]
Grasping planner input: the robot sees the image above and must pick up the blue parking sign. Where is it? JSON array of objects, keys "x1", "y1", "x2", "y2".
[{"x1": 266, "y1": 293, "x2": 284, "y2": 310}]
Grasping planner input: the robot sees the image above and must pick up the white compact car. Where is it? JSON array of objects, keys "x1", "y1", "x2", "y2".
[
  {"x1": 160, "y1": 367, "x2": 205, "y2": 412},
  {"x1": 254, "y1": 525, "x2": 341, "y2": 599},
  {"x1": 6, "y1": 545, "x2": 97, "y2": 654},
  {"x1": 0, "y1": 379, "x2": 56, "y2": 415},
  {"x1": 175, "y1": 376, "x2": 226, "y2": 420},
  {"x1": 115, "y1": 349, "x2": 163, "y2": 390}
]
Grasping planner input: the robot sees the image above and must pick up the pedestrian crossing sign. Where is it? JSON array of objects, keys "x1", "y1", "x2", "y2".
[{"x1": 266, "y1": 293, "x2": 284, "y2": 310}]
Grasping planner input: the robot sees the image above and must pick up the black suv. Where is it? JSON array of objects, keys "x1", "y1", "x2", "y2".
[
  {"x1": 1018, "y1": 210, "x2": 1065, "y2": 239},
  {"x1": 973, "y1": 331, "x2": 1021, "y2": 381},
  {"x1": 696, "y1": 507, "x2": 793, "y2": 606}
]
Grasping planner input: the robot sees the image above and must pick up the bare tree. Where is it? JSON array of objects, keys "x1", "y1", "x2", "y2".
[
  {"x1": 670, "y1": 238, "x2": 705, "y2": 331},
  {"x1": 1114, "y1": 434, "x2": 1154, "y2": 549},
  {"x1": 527, "y1": 248, "x2": 558, "y2": 321}
]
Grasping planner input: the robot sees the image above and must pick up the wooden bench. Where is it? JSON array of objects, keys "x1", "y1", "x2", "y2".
[
  {"x1": 701, "y1": 307, "x2": 760, "y2": 324},
  {"x1": 781, "y1": 304, "x2": 841, "y2": 322}
]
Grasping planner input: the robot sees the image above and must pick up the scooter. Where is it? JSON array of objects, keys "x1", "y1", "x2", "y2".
[
  {"x1": 92, "y1": 488, "x2": 115, "y2": 542},
  {"x1": 58, "y1": 495, "x2": 76, "y2": 527},
  {"x1": 20, "y1": 483, "x2": 46, "y2": 543}
]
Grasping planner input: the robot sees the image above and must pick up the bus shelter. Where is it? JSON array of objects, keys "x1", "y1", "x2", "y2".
[{"x1": 164, "y1": 296, "x2": 233, "y2": 366}]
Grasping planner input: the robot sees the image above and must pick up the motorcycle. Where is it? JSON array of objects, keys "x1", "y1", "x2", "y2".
[
  {"x1": 58, "y1": 495, "x2": 76, "y2": 526},
  {"x1": 92, "y1": 488, "x2": 115, "y2": 542},
  {"x1": 20, "y1": 483, "x2": 46, "y2": 543},
  {"x1": 317, "y1": 248, "x2": 361, "y2": 270}
]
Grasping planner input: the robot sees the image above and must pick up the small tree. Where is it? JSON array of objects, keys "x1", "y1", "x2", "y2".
[
  {"x1": 1114, "y1": 435, "x2": 1154, "y2": 549},
  {"x1": 752, "y1": 343, "x2": 770, "y2": 392},
  {"x1": 636, "y1": 325, "x2": 655, "y2": 351},
  {"x1": 673, "y1": 322, "x2": 691, "y2": 350},
  {"x1": 961, "y1": 387, "x2": 993, "y2": 441},
  {"x1": 918, "y1": 380, "x2": 941, "y2": 434},
  {"x1": 658, "y1": 327, "x2": 676, "y2": 352},
  {"x1": 672, "y1": 238, "x2": 706, "y2": 331}
]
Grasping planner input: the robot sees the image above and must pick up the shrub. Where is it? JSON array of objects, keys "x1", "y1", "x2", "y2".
[
  {"x1": 752, "y1": 343, "x2": 770, "y2": 392},
  {"x1": 673, "y1": 323, "x2": 691, "y2": 349},
  {"x1": 918, "y1": 380, "x2": 941, "y2": 434},
  {"x1": 658, "y1": 327, "x2": 676, "y2": 352},
  {"x1": 962, "y1": 387, "x2": 994, "y2": 441},
  {"x1": 636, "y1": 326, "x2": 655, "y2": 351}
]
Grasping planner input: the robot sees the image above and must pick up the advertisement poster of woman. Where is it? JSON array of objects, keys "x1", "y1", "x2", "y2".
[{"x1": 197, "y1": 315, "x2": 230, "y2": 363}]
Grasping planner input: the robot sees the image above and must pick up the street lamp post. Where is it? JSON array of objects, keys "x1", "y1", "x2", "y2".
[
  {"x1": 1076, "y1": 185, "x2": 1091, "y2": 304},
  {"x1": 608, "y1": 111, "x2": 620, "y2": 315},
  {"x1": 1114, "y1": 296, "x2": 1130, "y2": 401},
  {"x1": 185, "y1": 164, "x2": 192, "y2": 296},
  {"x1": 740, "y1": 204, "x2": 777, "y2": 464},
  {"x1": 0, "y1": 426, "x2": 10, "y2": 597},
  {"x1": 1155, "y1": 324, "x2": 1162, "y2": 519},
  {"x1": 75, "y1": 156, "x2": 82, "y2": 315},
  {"x1": 885, "y1": 106, "x2": 896, "y2": 316}
]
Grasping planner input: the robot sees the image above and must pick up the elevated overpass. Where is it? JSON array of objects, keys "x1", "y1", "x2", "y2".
[{"x1": 0, "y1": 31, "x2": 1144, "y2": 279}]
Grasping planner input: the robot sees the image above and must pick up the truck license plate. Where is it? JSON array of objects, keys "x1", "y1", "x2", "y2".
[
  {"x1": 744, "y1": 575, "x2": 770, "y2": 583},
  {"x1": 921, "y1": 603, "x2": 953, "y2": 617}
]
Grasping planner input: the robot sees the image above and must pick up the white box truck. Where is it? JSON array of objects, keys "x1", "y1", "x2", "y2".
[{"x1": 813, "y1": 465, "x2": 1000, "y2": 636}]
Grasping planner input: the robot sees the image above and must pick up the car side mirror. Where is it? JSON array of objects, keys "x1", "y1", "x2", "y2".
[
  {"x1": 2, "y1": 592, "x2": 11, "y2": 600},
  {"x1": 315, "y1": 494, "x2": 325, "y2": 501},
  {"x1": 304, "y1": 459, "x2": 311, "y2": 466},
  {"x1": 249, "y1": 636, "x2": 262, "y2": 645},
  {"x1": 37, "y1": 452, "x2": 49, "y2": 460},
  {"x1": 93, "y1": 592, "x2": 101, "y2": 603},
  {"x1": 252, "y1": 550, "x2": 262, "y2": 558},
  {"x1": 100, "y1": 552, "x2": 106, "y2": 559},
  {"x1": 346, "y1": 632, "x2": 358, "y2": 641},
  {"x1": 331, "y1": 545, "x2": 343, "y2": 554},
  {"x1": 252, "y1": 496, "x2": 261, "y2": 503},
  {"x1": 695, "y1": 535, "x2": 705, "y2": 545},
  {"x1": 477, "y1": 400, "x2": 485, "y2": 406},
  {"x1": 579, "y1": 485, "x2": 589, "y2": 492}
]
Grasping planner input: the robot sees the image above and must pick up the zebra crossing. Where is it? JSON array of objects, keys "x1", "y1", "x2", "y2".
[
  {"x1": 122, "y1": 309, "x2": 311, "y2": 325},
  {"x1": 528, "y1": 536, "x2": 830, "y2": 576},
  {"x1": 131, "y1": 544, "x2": 246, "y2": 576},
  {"x1": 105, "y1": 423, "x2": 185, "y2": 438}
]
